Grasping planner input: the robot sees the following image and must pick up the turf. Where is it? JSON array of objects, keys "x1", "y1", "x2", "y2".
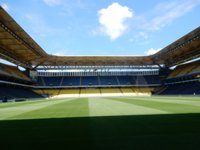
[{"x1": 0, "y1": 96, "x2": 200, "y2": 150}]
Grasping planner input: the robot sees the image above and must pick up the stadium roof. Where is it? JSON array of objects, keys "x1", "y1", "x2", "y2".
[{"x1": 0, "y1": 7, "x2": 200, "y2": 70}]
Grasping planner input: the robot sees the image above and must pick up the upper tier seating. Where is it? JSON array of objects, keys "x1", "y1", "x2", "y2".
[
  {"x1": 168, "y1": 61, "x2": 200, "y2": 79},
  {"x1": 99, "y1": 76, "x2": 119, "y2": 85},
  {"x1": 36, "y1": 75, "x2": 161, "y2": 87},
  {"x1": 37, "y1": 77, "x2": 45, "y2": 86},
  {"x1": 81, "y1": 76, "x2": 99, "y2": 86},
  {"x1": 43, "y1": 77, "x2": 62, "y2": 86},
  {"x1": 117, "y1": 76, "x2": 132, "y2": 85},
  {"x1": 0, "y1": 63, "x2": 31, "y2": 81},
  {"x1": 62, "y1": 77, "x2": 80, "y2": 86}
]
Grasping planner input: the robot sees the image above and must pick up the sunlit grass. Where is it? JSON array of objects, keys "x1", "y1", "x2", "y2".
[
  {"x1": 1, "y1": 96, "x2": 200, "y2": 120},
  {"x1": 1, "y1": 96, "x2": 200, "y2": 150}
]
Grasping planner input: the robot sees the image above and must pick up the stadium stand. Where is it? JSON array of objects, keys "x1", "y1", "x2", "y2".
[
  {"x1": 167, "y1": 61, "x2": 200, "y2": 79},
  {"x1": 0, "y1": 63, "x2": 31, "y2": 83},
  {"x1": 37, "y1": 77, "x2": 45, "y2": 86},
  {"x1": 42, "y1": 89, "x2": 60, "y2": 97},
  {"x1": 81, "y1": 76, "x2": 99, "y2": 86},
  {"x1": 59, "y1": 89, "x2": 80, "y2": 97},
  {"x1": 117, "y1": 76, "x2": 132, "y2": 85},
  {"x1": 43, "y1": 77, "x2": 62, "y2": 86},
  {"x1": 154, "y1": 59, "x2": 200, "y2": 95},
  {"x1": 101, "y1": 88, "x2": 122, "y2": 96},
  {"x1": 80, "y1": 88, "x2": 101, "y2": 97},
  {"x1": 159, "y1": 82, "x2": 200, "y2": 95},
  {"x1": 190, "y1": 66, "x2": 200, "y2": 75},
  {"x1": 0, "y1": 6, "x2": 200, "y2": 98},
  {"x1": 32, "y1": 87, "x2": 153, "y2": 98},
  {"x1": 120, "y1": 88, "x2": 136, "y2": 96},
  {"x1": 99, "y1": 76, "x2": 119, "y2": 85},
  {"x1": 0, "y1": 84, "x2": 43, "y2": 101},
  {"x1": 62, "y1": 77, "x2": 81, "y2": 86},
  {"x1": 35, "y1": 75, "x2": 161, "y2": 87}
]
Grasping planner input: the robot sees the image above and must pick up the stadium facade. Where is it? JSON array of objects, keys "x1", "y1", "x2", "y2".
[{"x1": 0, "y1": 6, "x2": 200, "y2": 101}]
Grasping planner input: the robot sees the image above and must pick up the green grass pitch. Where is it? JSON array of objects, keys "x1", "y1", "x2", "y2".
[{"x1": 1, "y1": 96, "x2": 200, "y2": 149}]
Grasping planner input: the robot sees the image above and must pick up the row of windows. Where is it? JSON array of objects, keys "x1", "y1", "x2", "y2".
[
  {"x1": 37, "y1": 70, "x2": 159, "y2": 77},
  {"x1": 37, "y1": 65, "x2": 160, "y2": 70}
]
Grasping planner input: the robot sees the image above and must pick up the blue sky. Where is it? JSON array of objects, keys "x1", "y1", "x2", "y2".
[{"x1": 1, "y1": 0, "x2": 200, "y2": 56}]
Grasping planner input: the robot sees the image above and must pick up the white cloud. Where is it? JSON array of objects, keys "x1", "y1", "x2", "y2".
[
  {"x1": 98, "y1": 3, "x2": 133, "y2": 40},
  {"x1": 53, "y1": 52, "x2": 66, "y2": 56},
  {"x1": 137, "y1": 32, "x2": 148, "y2": 39},
  {"x1": 43, "y1": 0, "x2": 62, "y2": 6},
  {"x1": 1, "y1": 3, "x2": 9, "y2": 11},
  {"x1": 146, "y1": 48, "x2": 161, "y2": 55},
  {"x1": 146, "y1": 0, "x2": 200, "y2": 31}
]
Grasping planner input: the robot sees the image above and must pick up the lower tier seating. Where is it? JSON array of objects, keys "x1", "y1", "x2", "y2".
[
  {"x1": 0, "y1": 85, "x2": 44, "y2": 101},
  {"x1": 158, "y1": 82, "x2": 200, "y2": 95},
  {"x1": 33, "y1": 87, "x2": 153, "y2": 98}
]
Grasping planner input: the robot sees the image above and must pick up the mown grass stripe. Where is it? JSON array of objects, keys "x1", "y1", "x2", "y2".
[
  {"x1": 152, "y1": 96, "x2": 200, "y2": 101},
  {"x1": 0, "y1": 97, "x2": 77, "y2": 109},
  {"x1": 122, "y1": 96, "x2": 200, "y2": 101},
  {"x1": 120, "y1": 96, "x2": 200, "y2": 107},
  {"x1": 0, "y1": 98, "x2": 75, "y2": 120},
  {"x1": 10, "y1": 98, "x2": 90, "y2": 119},
  {"x1": 0, "y1": 99, "x2": 50, "y2": 109},
  {"x1": 143, "y1": 98, "x2": 200, "y2": 107},
  {"x1": 88, "y1": 97, "x2": 168, "y2": 117},
  {"x1": 110, "y1": 97, "x2": 200, "y2": 114}
]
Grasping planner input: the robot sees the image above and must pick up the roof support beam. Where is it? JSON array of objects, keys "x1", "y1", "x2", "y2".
[
  {"x1": 0, "y1": 21, "x2": 44, "y2": 56},
  {"x1": 0, "y1": 46, "x2": 32, "y2": 68}
]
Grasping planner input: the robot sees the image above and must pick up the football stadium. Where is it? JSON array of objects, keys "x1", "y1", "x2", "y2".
[{"x1": 1, "y1": 3, "x2": 200, "y2": 150}]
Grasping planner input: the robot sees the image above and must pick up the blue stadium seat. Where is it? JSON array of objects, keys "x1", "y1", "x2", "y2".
[
  {"x1": 62, "y1": 77, "x2": 81, "y2": 86},
  {"x1": 81, "y1": 76, "x2": 99, "y2": 86},
  {"x1": 159, "y1": 82, "x2": 200, "y2": 95},
  {"x1": 0, "y1": 85, "x2": 43, "y2": 100},
  {"x1": 43, "y1": 77, "x2": 62, "y2": 86},
  {"x1": 99, "y1": 76, "x2": 118, "y2": 85},
  {"x1": 36, "y1": 75, "x2": 161, "y2": 87}
]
